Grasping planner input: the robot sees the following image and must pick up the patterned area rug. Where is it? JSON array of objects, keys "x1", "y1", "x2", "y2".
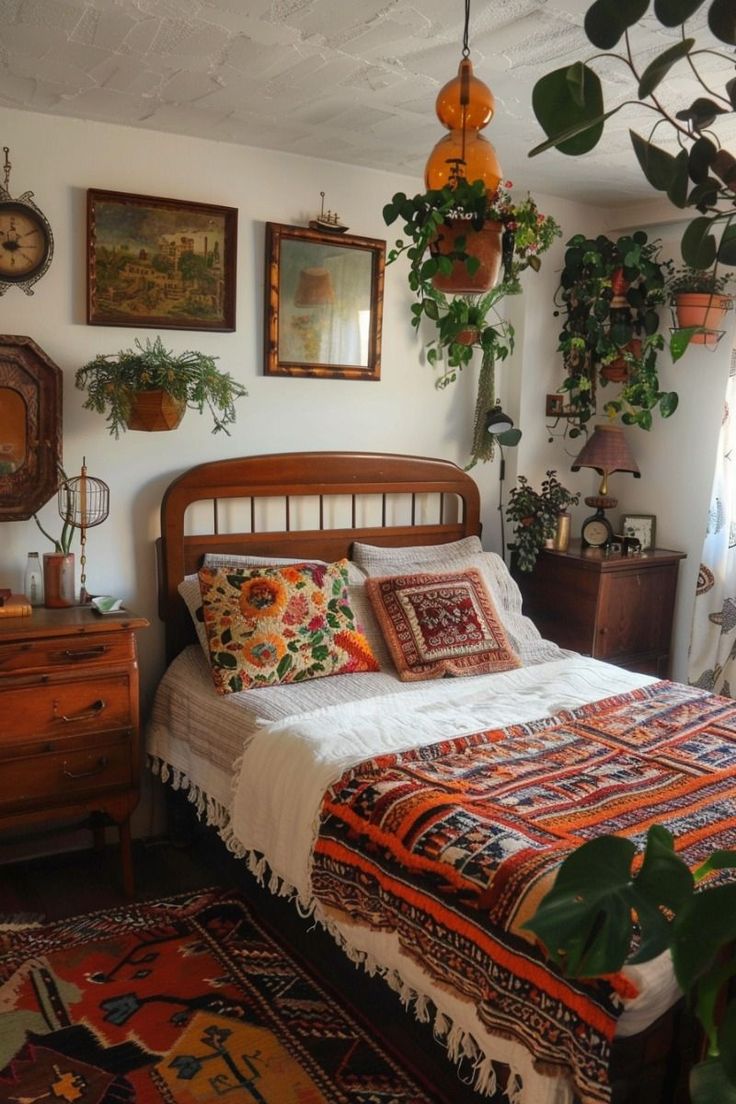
[{"x1": 0, "y1": 887, "x2": 442, "y2": 1103}]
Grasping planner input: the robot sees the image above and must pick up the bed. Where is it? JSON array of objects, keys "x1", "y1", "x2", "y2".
[{"x1": 147, "y1": 451, "x2": 732, "y2": 1104}]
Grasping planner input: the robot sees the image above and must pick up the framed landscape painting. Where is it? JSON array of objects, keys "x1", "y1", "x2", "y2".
[
  {"x1": 264, "y1": 222, "x2": 385, "y2": 380},
  {"x1": 87, "y1": 190, "x2": 237, "y2": 331}
]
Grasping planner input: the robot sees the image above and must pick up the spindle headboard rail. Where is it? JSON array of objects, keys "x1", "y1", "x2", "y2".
[{"x1": 157, "y1": 451, "x2": 482, "y2": 660}]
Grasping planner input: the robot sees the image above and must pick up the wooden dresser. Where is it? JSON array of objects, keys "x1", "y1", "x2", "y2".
[
  {"x1": 0, "y1": 607, "x2": 148, "y2": 894},
  {"x1": 516, "y1": 542, "x2": 686, "y2": 676}
]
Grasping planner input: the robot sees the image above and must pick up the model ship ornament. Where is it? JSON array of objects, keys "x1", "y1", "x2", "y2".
[{"x1": 309, "y1": 192, "x2": 348, "y2": 234}]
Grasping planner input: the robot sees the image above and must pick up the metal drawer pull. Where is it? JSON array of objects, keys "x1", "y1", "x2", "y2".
[
  {"x1": 60, "y1": 646, "x2": 109, "y2": 661},
  {"x1": 58, "y1": 698, "x2": 107, "y2": 722},
  {"x1": 62, "y1": 755, "x2": 109, "y2": 780}
]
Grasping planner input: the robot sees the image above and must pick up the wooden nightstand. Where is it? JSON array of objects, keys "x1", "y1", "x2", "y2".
[
  {"x1": 0, "y1": 607, "x2": 148, "y2": 894},
  {"x1": 515, "y1": 541, "x2": 686, "y2": 677}
]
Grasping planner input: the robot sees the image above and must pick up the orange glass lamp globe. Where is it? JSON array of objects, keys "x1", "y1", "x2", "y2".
[{"x1": 424, "y1": 57, "x2": 502, "y2": 193}]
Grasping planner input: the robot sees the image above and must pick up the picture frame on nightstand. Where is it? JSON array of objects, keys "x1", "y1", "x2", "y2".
[{"x1": 621, "y1": 513, "x2": 656, "y2": 551}]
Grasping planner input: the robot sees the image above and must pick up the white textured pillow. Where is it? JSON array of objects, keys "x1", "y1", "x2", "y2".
[
  {"x1": 351, "y1": 537, "x2": 541, "y2": 650},
  {"x1": 179, "y1": 554, "x2": 367, "y2": 660}
]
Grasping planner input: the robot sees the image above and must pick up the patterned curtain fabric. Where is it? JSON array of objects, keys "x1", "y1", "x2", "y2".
[{"x1": 689, "y1": 346, "x2": 736, "y2": 693}]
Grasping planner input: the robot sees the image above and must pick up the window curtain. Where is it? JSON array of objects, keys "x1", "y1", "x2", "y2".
[{"x1": 689, "y1": 345, "x2": 736, "y2": 692}]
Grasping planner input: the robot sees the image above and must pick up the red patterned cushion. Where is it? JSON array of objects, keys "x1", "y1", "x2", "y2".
[{"x1": 366, "y1": 568, "x2": 521, "y2": 681}]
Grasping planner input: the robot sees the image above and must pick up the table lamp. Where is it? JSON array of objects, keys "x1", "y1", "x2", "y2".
[{"x1": 571, "y1": 424, "x2": 640, "y2": 548}]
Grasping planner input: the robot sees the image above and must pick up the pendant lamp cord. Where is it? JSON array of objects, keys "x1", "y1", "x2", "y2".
[{"x1": 462, "y1": 0, "x2": 470, "y2": 57}]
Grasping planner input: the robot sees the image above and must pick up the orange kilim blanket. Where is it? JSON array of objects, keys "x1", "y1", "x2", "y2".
[{"x1": 312, "y1": 680, "x2": 736, "y2": 1104}]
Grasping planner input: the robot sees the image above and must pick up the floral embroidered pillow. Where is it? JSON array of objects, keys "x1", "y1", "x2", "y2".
[
  {"x1": 366, "y1": 568, "x2": 521, "y2": 682},
  {"x1": 198, "y1": 559, "x2": 379, "y2": 693}
]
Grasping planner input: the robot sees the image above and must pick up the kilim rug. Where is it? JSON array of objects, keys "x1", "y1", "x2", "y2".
[{"x1": 0, "y1": 887, "x2": 444, "y2": 1104}]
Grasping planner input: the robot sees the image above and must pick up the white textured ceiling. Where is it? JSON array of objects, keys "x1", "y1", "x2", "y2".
[{"x1": 0, "y1": 0, "x2": 733, "y2": 205}]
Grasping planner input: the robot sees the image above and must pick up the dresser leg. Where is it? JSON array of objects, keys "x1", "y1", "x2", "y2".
[{"x1": 119, "y1": 819, "x2": 134, "y2": 897}]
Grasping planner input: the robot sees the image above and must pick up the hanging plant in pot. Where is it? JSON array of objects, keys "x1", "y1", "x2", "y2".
[
  {"x1": 75, "y1": 336, "x2": 247, "y2": 438},
  {"x1": 668, "y1": 266, "x2": 735, "y2": 355},
  {"x1": 384, "y1": 180, "x2": 561, "y2": 466},
  {"x1": 553, "y1": 231, "x2": 676, "y2": 439}
]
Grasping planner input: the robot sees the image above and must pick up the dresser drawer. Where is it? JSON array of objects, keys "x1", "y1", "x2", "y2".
[
  {"x1": 0, "y1": 674, "x2": 132, "y2": 743},
  {"x1": 0, "y1": 733, "x2": 133, "y2": 809},
  {"x1": 0, "y1": 632, "x2": 134, "y2": 676}
]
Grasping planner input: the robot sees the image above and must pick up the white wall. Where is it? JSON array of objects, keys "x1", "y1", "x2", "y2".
[{"x1": 0, "y1": 104, "x2": 730, "y2": 725}]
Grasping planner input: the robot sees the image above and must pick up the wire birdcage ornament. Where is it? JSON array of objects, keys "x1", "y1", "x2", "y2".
[{"x1": 58, "y1": 457, "x2": 110, "y2": 602}]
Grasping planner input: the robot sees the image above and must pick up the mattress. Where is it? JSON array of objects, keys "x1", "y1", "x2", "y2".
[{"x1": 146, "y1": 644, "x2": 683, "y2": 1102}]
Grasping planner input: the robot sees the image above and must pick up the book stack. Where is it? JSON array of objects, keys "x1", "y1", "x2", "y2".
[{"x1": 0, "y1": 590, "x2": 32, "y2": 617}]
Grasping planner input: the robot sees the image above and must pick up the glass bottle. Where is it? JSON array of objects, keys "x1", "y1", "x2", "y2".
[{"x1": 24, "y1": 552, "x2": 44, "y2": 606}]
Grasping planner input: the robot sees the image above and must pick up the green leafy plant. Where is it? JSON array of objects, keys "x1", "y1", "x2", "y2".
[
  {"x1": 554, "y1": 231, "x2": 677, "y2": 436},
  {"x1": 668, "y1": 265, "x2": 735, "y2": 296},
  {"x1": 75, "y1": 336, "x2": 247, "y2": 439},
  {"x1": 506, "y1": 471, "x2": 580, "y2": 572},
  {"x1": 383, "y1": 178, "x2": 560, "y2": 465},
  {"x1": 525, "y1": 825, "x2": 736, "y2": 1104},
  {"x1": 33, "y1": 469, "x2": 74, "y2": 553},
  {"x1": 529, "y1": 0, "x2": 735, "y2": 353}
]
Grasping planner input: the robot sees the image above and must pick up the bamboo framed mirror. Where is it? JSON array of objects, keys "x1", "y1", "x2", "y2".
[{"x1": 0, "y1": 335, "x2": 62, "y2": 520}]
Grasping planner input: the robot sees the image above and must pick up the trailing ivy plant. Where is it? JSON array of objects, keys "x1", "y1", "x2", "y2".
[
  {"x1": 554, "y1": 231, "x2": 677, "y2": 436},
  {"x1": 383, "y1": 178, "x2": 560, "y2": 465},
  {"x1": 529, "y1": 0, "x2": 735, "y2": 355}
]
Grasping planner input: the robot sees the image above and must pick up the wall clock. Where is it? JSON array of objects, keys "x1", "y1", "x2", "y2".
[{"x1": 0, "y1": 147, "x2": 54, "y2": 296}]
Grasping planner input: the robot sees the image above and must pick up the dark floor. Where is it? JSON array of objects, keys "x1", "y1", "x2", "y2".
[{"x1": 0, "y1": 817, "x2": 489, "y2": 1104}]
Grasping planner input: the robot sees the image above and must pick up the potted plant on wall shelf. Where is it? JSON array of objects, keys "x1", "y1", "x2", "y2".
[
  {"x1": 553, "y1": 231, "x2": 676, "y2": 438},
  {"x1": 75, "y1": 336, "x2": 247, "y2": 438},
  {"x1": 383, "y1": 178, "x2": 561, "y2": 466},
  {"x1": 506, "y1": 470, "x2": 580, "y2": 573},
  {"x1": 668, "y1": 266, "x2": 735, "y2": 355},
  {"x1": 529, "y1": 0, "x2": 735, "y2": 362}
]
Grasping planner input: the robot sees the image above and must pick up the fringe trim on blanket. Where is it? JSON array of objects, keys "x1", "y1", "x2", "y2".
[
  {"x1": 151, "y1": 754, "x2": 529, "y2": 1103},
  {"x1": 226, "y1": 841, "x2": 521, "y2": 1100},
  {"x1": 147, "y1": 756, "x2": 231, "y2": 832}
]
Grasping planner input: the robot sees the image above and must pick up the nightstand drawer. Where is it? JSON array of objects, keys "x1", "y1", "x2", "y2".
[
  {"x1": 0, "y1": 735, "x2": 133, "y2": 809},
  {"x1": 0, "y1": 674, "x2": 132, "y2": 743},
  {"x1": 0, "y1": 632, "x2": 134, "y2": 676}
]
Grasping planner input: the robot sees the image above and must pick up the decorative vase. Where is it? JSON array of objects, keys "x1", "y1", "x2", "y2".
[
  {"x1": 429, "y1": 218, "x2": 502, "y2": 293},
  {"x1": 125, "y1": 390, "x2": 186, "y2": 431},
  {"x1": 43, "y1": 552, "x2": 75, "y2": 608},
  {"x1": 610, "y1": 267, "x2": 630, "y2": 308},
  {"x1": 673, "y1": 293, "x2": 733, "y2": 344},
  {"x1": 554, "y1": 511, "x2": 571, "y2": 552}
]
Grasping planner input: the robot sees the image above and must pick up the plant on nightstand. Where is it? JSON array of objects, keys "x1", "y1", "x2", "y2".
[
  {"x1": 75, "y1": 336, "x2": 247, "y2": 438},
  {"x1": 506, "y1": 471, "x2": 580, "y2": 572}
]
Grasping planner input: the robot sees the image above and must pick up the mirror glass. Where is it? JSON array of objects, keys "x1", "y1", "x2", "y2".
[
  {"x1": 0, "y1": 388, "x2": 27, "y2": 473},
  {"x1": 0, "y1": 337, "x2": 62, "y2": 520}
]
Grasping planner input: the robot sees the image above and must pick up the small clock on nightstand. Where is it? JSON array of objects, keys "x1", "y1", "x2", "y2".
[{"x1": 581, "y1": 497, "x2": 615, "y2": 549}]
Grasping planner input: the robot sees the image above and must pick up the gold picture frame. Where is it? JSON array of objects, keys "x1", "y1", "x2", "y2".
[{"x1": 264, "y1": 222, "x2": 385, "y2": 380}]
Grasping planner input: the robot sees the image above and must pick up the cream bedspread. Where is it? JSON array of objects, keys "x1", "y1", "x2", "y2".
[{"x1": 147, "y1": 647, "x2": 682, "y2": 1103}]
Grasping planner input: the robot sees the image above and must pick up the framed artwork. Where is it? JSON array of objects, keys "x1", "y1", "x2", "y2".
[
  {"x1": 264, "y1": 222, "x2": 385, "y2": 380},
  {"x1": 87, "y1": 189, "x2": 237, "y2": 331},
  {"x1": 546, "y1": 393, "x2": 564, "y2": 417},
  {"x1": 621, "y1": 513, "x2": 657, "y2": 551}
]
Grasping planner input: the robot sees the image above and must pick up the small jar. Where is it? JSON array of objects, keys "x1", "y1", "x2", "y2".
[{"x1": 23, "y1": 552, "x2": 44, "y2": 606}]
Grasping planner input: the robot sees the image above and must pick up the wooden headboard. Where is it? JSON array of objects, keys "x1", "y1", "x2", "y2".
[{"x1": 157, "y1": 451, "x2": 481, "y2": 660}]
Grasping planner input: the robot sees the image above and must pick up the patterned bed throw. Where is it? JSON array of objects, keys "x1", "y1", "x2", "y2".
[{"x1": 312, "y1": 680, "x2": 736, "y2": 1104}]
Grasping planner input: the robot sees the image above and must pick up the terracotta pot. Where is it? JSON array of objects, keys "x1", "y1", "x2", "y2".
[
  {"x1": 601, "y1": 338, "x2": 642, "y2": 383},
  {"x1": 674, "y1": 293, "x2": 733, "y2": 344},
  {"x1": 126, "y1": 390, "x2": 186, "y2": 431},
  {"x1": 453, "y1": 327, "x2": 480, "y2": 347},
  {"x1": 43, "y1": 552, "x2": 75, "y2": 608},
  {"x1": 429, "y1": 218, "x2": 502, "y2": 293}
]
